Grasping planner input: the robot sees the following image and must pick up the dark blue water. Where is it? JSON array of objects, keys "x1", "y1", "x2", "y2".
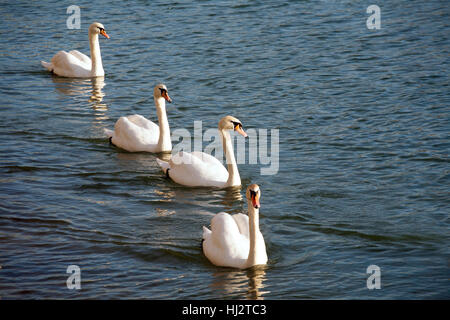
[{"x1": 0, "y1": 0, "x2": 449, "y2": 299}]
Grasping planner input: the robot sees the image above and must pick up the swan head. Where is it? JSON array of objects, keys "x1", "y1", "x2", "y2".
[
  {"x1": 89, "y1": 22, "x2": 110, "y2": 39},
  {"x1": 154, "y1": 83, "x2": 172, "y2": 103},
  {"x1": 246, "y1": 184, "x2": 261, "y2": 209},
  {"x1": 219, "y1": 116, "x2": 247, "y2": 137}
]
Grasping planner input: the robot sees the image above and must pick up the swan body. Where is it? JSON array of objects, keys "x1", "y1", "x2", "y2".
[
  {"x1": 156, "y1": 116, "x2": 247, "y2": 188},
  {"x1": 41, "y1": 22, "x2": 109, "y2": 78},
  {"x1": 105, "y1": 84, "x2": 172, "y2": 153},
  {"x1": 157, "y1": 151, "x2": 229, "y2": 187},
  {"x1": 202, "y1": 184, "x2": 268, "y2": 269}
]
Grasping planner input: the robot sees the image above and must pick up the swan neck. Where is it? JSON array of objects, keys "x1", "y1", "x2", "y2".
[
  {"x1": 246, "y1": 204, "x2": 260, "y2": 268},
  {"x1": 221, "y1": 130, "x2": 241, "y2": 187},
  {"x1": 155, "y1": 97, "x2": 171, "y2": 152},
  {"x1": 89, "y1": 32, "x2": 104, "y2": 76}
]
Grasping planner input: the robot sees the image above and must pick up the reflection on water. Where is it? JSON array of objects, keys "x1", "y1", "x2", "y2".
[
  {"x1": 155, "y1": 154, "x2": 244, "y2": 211},
  {"x1": 89, "y1": 76, "x2": 105, "y2": 104},
  {"x1": 154, "y1": 189, "x2": 177, "y2": 216},
  {"x1": 90, "y1": 77, "x2": 108, "y2": 123},
  {"x1": 114, "y1": 152, "x2": 157, "y2": 170},
  {"x1": 210, "y1": 266, "x2": 269, "y2": 300},
  {"x1": 51, "y1": 75, "x2": 92, "y2": 96},
  {"x1": 154, "y1": 189, "x2": 175, "y2": 202},
  {"x1": 157, "y1": 153, "x2": 172, "y2": 163},
  {"x1": 245, "y1": 266, "x2": 270, "y2": 300},
  {"x1": 51, "y1": 75, "x2": 109, "y2": 123},
  {"x1": 154, "y1": 208, "x2": 176, "y2": 216},
  {"x1": 221, "y1": 186, "x2": 243, "y2": 213}
]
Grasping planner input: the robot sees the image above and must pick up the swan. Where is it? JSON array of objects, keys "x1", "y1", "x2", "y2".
[
  {"x1": 41, "y1": 22, "x2": 109, "y2": 77},
  {"x1": 104, "y1": 84, "x2": 173, "y2": 153},
  {"x1": 202, "y1": 184, "x2": 268, "y2": 269},
  {"x1": 156, "y1": 115, "x2": 247, "y2": 188}
]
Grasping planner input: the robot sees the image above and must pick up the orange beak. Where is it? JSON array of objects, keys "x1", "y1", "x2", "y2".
[
  {"x1": 251, "y1": 193, "x2": 260, "y2": 209},
  {"x1": 100, "y1": 30, "x2": 110, "y2": 39},
  {"x1": 162, "y1": 91, "x2": 172, "y2": 103},
  {"x1": 235, "y1": 125, "x2": 247, "y2": 137}
]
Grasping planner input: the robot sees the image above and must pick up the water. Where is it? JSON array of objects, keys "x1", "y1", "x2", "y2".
[{"x1": 0, "y1": 0, "x2": 449, "y2": 299}]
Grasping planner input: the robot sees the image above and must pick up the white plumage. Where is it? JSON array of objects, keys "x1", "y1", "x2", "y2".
[
  {"x1": 202, "y1": 184, "x2": 268, "y2": 269},
  {"x1": 105, "y1": 84, "x2": 173, "y2": 153}
]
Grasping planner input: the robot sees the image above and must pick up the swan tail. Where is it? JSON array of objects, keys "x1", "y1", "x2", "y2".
[
  {"x1": 201, "y1": 226, "x2": 211, "y2": 251},
  {"x1": 41, "y1": 61, "x2": 53, "y2": 71},
  {"x1": 156, "y1": 158, "x2": 170, "y2": 174},
  {"x1": 104, "y1": 128, "x2": 114, "y2": 138},
  {"x1": 202, "y1": 226, "x2": 211, "y2": 239}
]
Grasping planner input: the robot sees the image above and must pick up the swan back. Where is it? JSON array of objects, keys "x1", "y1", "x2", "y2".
[
  {"x1": 167, "y1": 152, "x2": 229, "y2": 187},
  {"x1": 203, "y1": 212, "x2": 250, "y2": 268}
]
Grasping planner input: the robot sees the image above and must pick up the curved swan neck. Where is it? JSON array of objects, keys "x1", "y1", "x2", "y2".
[
  {"x1": 89, "y1": 31, "x2": 104, "y2": 77},
  {"x1": 220, "y1": 129, "x2": 241, "y2": 187},
  {"x1": 246, "y1": 203, "x2": 260, "y2": 268},
  {"x1": 155, "y1": 97, "x2": 172, "y2": 152}
]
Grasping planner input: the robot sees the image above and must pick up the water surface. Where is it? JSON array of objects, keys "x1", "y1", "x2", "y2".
[{"x1": 0, "y1": 0, "x2": 449, "y2": 299}]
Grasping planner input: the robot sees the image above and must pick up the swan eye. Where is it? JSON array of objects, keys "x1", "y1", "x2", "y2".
[
  {"x1": 250, "y1": 189, "x2": 260, "y2": 198},
  {"x1": 232, "y1": 121, "x2": 242, "y2": 131},
  {"x1": 159, "y1": 88, "x2": 167, "y2": 94}
]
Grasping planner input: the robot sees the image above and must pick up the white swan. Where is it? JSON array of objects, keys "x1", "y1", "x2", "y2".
[
  {"x1": 202, "y1": 184, "x2": 268, "y2": 269},
  {"x1": 41, "y1": 22, "x2": 109, "y2": 77},
  {"x1": 156, "y1": 115, "x2": 247, "y2": 188},
  {"x1": 105, "y1": 84, "x2": 173, "y2": 153}
]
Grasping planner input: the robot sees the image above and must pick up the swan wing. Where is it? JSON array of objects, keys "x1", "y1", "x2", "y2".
[
  {"x1": 189, "y1": 151, "x2": 226, "y2": 166},
  {"x1": 156, "y1": 158, "x2": 170, "y2": 174},
  {"x1": 166, "y1": 151, "x2": 228, "y2": 187},
  {"x1": 49, "y1": 50, "x2": 91, "y2": 77},
  {"x1": 126, "y1": 114, "x2": 159, "y2": 131},
  {"x1": 111, "y1": 115, "x2": 159, "y2": 152},
  {"x1": 202, "y1": 212, "x2": 249, "y2": 268},
  {"x1": 104, "y1": 128, "x2": 114, "y2": 138},
  {"x1": 40, "y1": 60, "x2": 52, "y2": 71},
  {"x1": 69, "y1": 50, "x2": 91, "y2": 66},
  {"x1": 232, "y1": 213, "x2": 249, "y2": 239}
]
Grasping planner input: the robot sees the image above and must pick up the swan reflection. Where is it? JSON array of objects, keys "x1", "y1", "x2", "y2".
[
  {"x1": 220, "y1": 186, "x2": 243, "y2": 213},
  {"x1": 155, "y1": 208, "x2": 176, "y2": 216},
  {"x1": 89, "y1": 76, "x2": 106, "y2": 103},
  {"x1": 245, "y1": 266, "x2": 270, "y2": 299},
  {"x1": 90, "y1": 77, "x2": 108, "y2": 123},
  {"x1": 114, "y1": 152, "x2": 159, "y2": 171},
  {"x1": 51, "y1": 75, "x2": 108, "y2": 123},
  {"x1": 155, "y1": 153, "x2": 243, "y2": 211},
  {"x1": 51, "y1": 75, "x2": 92, "y2": 96},
  {"x1": 210, "y1": 266, "x2": 269, "y2": 299}
]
